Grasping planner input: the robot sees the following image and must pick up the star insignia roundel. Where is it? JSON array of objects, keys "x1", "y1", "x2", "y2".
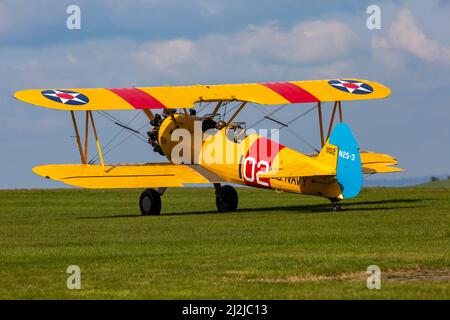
[
  {"x1": 328, "y1": 79, "x2": 374, "y2": 95},
  {"x1": 41, "y1": 89, "x2": 89, "y2": 105}
]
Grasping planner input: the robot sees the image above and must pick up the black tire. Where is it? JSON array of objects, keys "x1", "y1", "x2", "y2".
[
  {"x1": 139, "y1": 189, "x2": 161, "y2": 215},
  {"x1": 331, "y1": 202, "x2": 342, "y2": 212},
  {"x1": 216, "y1": 185, "x2": 238, "y2": 213}
]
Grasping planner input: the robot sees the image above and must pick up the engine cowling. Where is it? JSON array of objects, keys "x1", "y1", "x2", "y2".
[{"x1": 157, "y1": 113, "x2": 201, "y2": 163}]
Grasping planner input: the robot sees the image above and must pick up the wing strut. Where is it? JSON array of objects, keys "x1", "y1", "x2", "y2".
[
  {"x1": 226, "y1": 101, "x2": 247, "y2": 126},
  {"x1": 317, "y1": 102, "x2": 325, "y2": 147},
  {"x1": 142, "y1": 109, "x2": 155, "y2": 121},
  {"x1": 69, "y1": 111, "x2": 105, "y2": 169},
  {"x1": 326, "y1": 101, "x2": 338, "y2": 141},
  {"x1": 318, "y1": 101, "x2": 345, "y2": 147},
  {"x1": 70, "y1": 111, "x2": 87, "y2": 164},
  {"x1": 84, "y1": 112, "x2": 89, "y2": 163},
  {"x1": 211, "y1": 101, "x2": 223, "y2": 118},
  {"x1": 88, "y1": 111, "x2": 105, "y2": 169}
]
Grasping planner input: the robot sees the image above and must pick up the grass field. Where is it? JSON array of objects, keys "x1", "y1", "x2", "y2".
[
  {"x1": 418, "y1": 178, "x2": 450, "y2": 188},
  {"x1": 0, "y1": 185, "x2": 449, "y2": 299}
]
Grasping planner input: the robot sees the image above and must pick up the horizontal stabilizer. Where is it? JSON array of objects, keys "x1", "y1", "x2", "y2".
[
  {"x1": 362, "y1": 163, "x2": 405, "y2": 174},
  {"x1": 360, "y1": 151, "x2": 398, "y2": 164},
  {"x1": 360, "y1": 151, "x2": 404, "y2": 173}
]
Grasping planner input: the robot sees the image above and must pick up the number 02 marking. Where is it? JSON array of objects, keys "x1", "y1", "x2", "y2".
[{"x1": 243, "y1": 156, "x2": 269, "y2": 187}]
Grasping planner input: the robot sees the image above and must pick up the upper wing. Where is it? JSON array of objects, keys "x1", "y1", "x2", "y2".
[
  {"x1": 14, "y1": 79, "x2": 391, "y2": 111},
  {"x1": 33, "y1": 163, "x2": 224, "y2": 189}
]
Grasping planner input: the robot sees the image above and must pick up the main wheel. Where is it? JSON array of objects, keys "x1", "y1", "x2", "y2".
[
  {"x1": 215, "y1": 185, "x2": 238, "y2": 213},
  {"x1": 139, "y1": 188, "x2": 161, "y2": 215}
]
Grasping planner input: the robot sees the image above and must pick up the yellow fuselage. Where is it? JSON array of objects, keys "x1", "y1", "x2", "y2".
[{"x1": 158, "y1": 113, "x2": 342, "y2": 199}]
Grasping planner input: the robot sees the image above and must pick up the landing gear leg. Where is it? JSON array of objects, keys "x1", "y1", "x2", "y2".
[{"x1": 214, "y1": 184, "x2": 238, "y2": 213}]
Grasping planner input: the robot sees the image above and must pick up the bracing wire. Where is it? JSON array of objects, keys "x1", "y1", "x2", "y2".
[
  {"x1": 86, "y1": 101, "x2": 322, "y2": 164},
  {"x1": 248, "y1": 104, "x2": 288, "y2": 128},
  {"x1": 222, "y1": 101, "x2": 242, "y2": 122},
  {"x1": 96, "y1": 111, "x2": 143, "y2": 151},
  {"x1": 197, "y1": 101, "x2": 212, "y2": 114},
  {"x1": 89, "y1": 120, "x2": 149, "y2": 164},
  {"x1": 223, "y1": 102, "x2": 228, "y2": 120},
  {"x1": 253, "y1": 104, "x2": 320, "y2": 153},
  {"x1": 88, "y1": 111, "x2": 149, "y2": 164},
  {"x1": 284, "y1": 104, "x2": 318, "y2": 126},
  {"x1": 97, "y1": 110, "x2": 147, "y2": 139}
]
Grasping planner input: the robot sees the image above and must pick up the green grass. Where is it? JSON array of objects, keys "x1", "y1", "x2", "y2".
[
  {"x1": 417, "y1": 178, "x2": 450, "y2": 188},
  {"x1": 0, "y1": 187, "x2": 449, "y2": 299}
]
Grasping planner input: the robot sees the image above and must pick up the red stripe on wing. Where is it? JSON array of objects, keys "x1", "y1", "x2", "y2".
[
  {"x1": 261, "y1": 82, "x2": 319, "y2": 103},
  {"x1": 108, "y1": 88, "x2": 166, "y2": 109}
]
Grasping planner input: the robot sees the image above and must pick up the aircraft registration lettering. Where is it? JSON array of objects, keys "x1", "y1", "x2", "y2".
[
  {"x1": 326, "y1": 146, "x2": 336, "y2": 155},
  {"x1": 339, "y1": 150, "x2": 356, "y2": 161},
  {"x1": 274, "y1": 176, "x2": 307, "y2": 187}
]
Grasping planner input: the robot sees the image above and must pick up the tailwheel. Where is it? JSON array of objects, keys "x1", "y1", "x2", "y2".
[
  {"x1": 139, "y1": 188, "x2": 162, "y2": 215},
  {"x1": 215, "y1": 185, "x2": 238, "y2": 213},
  {"x1": 330, "y1": 201, "x2": 342, "y2": 212}
]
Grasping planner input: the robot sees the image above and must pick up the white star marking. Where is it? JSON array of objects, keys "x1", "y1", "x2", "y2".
[
  {"x1": 43, "y1": 90, "x2": 86, "y2": 104},
  {"x1": 332, "y1": 81, "x2": 372, "y2": 94}
]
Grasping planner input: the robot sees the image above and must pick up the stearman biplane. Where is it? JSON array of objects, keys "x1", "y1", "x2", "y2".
[{"x1": 14, "y1": 79, "x2": 403, "y2": 214}]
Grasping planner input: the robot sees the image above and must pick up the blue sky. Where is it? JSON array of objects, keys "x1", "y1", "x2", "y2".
[{"x1": 1, "y1": 0, "x2": 450, "y2": 188}]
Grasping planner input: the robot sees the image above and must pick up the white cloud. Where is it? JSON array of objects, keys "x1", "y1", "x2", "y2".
[
  {"x1": 0, "y1": 18, "x2": 364, "y2": 91},
  {"x1": 131, "y1": 39, "x2": 195, "y2": 74},
  {"x1": 228, "y1": 21, "x2": 357, "y2": 64},
  {"x1": 199, "y1": 1, "x2": 223, "y2": 16},
  {"x1": 372, "y1": 8, "x2": 450, "y2": 66},
  {"x1": 66, "y1": 54, "x2": 79, "y2": 64},
  {"x1": 372, "y1": 48, "x2": 405, "y2": 71},
  {"x1": 128, "y1": 20, "x2": 359, "y2": 83}
]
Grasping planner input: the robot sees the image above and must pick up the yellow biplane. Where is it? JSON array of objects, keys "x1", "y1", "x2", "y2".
[{"x1": 14, "y1": 79, "x2": 403, "y2": 214}]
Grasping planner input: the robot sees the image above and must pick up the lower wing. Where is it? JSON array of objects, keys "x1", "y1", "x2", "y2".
[{"x1": 33, "y1": 163, "x2": 224, "y2": 189}]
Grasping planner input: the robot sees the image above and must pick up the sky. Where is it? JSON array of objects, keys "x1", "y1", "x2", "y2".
[{"x1": 1, "y1": 0, "x2": 450, "y2": 188}]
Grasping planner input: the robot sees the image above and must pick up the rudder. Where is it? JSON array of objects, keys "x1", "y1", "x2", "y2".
[{"x1": 327, "y1": 123, "x2": 363, "y2": 199}]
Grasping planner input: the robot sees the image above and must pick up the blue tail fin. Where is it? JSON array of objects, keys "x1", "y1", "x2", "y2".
[{"x1": 328, "y1": 123, "x2": 362, "y2": 199}]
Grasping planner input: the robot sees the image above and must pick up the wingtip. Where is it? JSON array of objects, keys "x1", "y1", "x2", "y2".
[
  {"x1": 13, "y1": 89, "x2": 29, "y2": 102},
  {"x1": 13, "y1": 90, "x2": 21, "y2": 100}
]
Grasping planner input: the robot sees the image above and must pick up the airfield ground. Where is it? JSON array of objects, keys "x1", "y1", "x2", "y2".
[{"x1": 0, "y1": 185, "x2": 449, "y2": 299}]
